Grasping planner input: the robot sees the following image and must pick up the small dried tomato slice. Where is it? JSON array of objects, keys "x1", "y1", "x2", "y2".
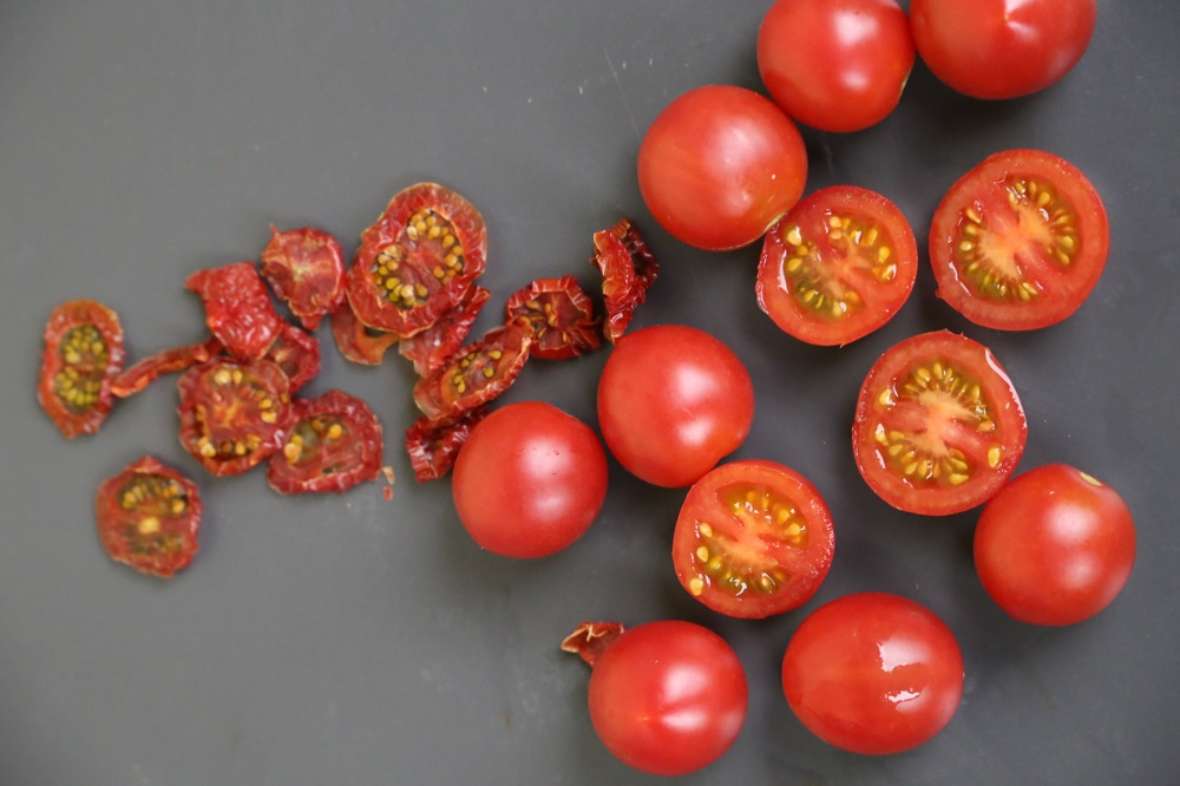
[
  {"x1": 267, "y1": 389, "x2": 384, "y2": 494},
  {"x1": 177, "y1": 358, "x2": 293, "y2": 476},
  {"x1": 95, "y1": 455, "x2": 202, "y2": 579},
  {"x1": 185, "y1": 262, "x2": 283, "y2": 360},
  {"x1": 404, "y1": 409, "x2": 486, "y2": 481},
  {"x1": 398, "y1": 286, "x2": 491, "y2": 376},
  {"x1": 346, "y1": 182, "x2": 487, "y2": 337},
  {"x1": 259, "y1": 225, "x2": 346, "y2": 330},
  {"x1": 330, "y1": 303, "x2": 400, "y2": 366},
  {"x1": 591, "y1": 219, "x2": 659, "y2": 342},
  {"x1": 265, "y1": 324, "x2": 320, "y2": 393},
  {"x1": 37, "y1": 299, "x2": 126, "y2": 438},
  {"x1": 111, "y1": 337, "x2": 221, "y2": 399},
  {"x1": 561, "y1": 621, "x2": 626, "y2": 667},
  {"x1": 505, "y1": 276, "x2": 602, "y2": 360},
  {"x1": 412, "y1": 319, "x2": 533, "y2": 422}
]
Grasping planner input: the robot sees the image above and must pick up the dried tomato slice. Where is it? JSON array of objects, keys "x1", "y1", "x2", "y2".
[
  {"x1": 259, "y1": 225, "x2": 346, "y2": 331},
  {"x1": 505, "y1": 276, "x2": 602, "y2": 360},
  {"x1": 177, "y1": 358, "x2": 293, "y2": 476},
  {"x1": 346, "y1": 182, "x2": 487, "y2": 337},
  {"x1": 412, "y1": 319, "x2": 533, "y2": 422},
  {"x1": 265, "y1": 324, "x2": 320, "y2": 393},
  {"x1": 591, "y1": 219, "x2": 659, "y2": 342},
  {"x1": 404, "y1": 409, "x2": 486, "y2": 481},
  {"x1": 561, "y1": 621, "x2": 626, "y2": 667},
  {"x1": 330, "y1": 303, "x2": 400, "y2": 366},
  {"x1": 185, "y1": 262, "x2": 283, "y2": 360},
  {"x1": 399, "y1": 286, "x2": 491, "y2": 376},
  {"x1": 111, "y1": 337, "x2": 221, "y2": 399},
  {"x1": 267, "y1": 390, "x2": 384, "y2": 494},
  {"x1": 37, "y1": 299, "x2": 126, "y2": 438},
  {"x1": 95, "y1": 456, "x2": 202, "y2": 579}
]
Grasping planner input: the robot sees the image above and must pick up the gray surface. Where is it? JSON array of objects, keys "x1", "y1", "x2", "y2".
[{"x1": 1, "y1": 1, "x2": 1177, "y2": 784}]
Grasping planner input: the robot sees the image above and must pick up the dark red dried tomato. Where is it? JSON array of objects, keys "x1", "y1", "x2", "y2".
[
  {"x1": 412, "y1": 319, "x2": 533, "y2": 422},
  {"x1": 561, "y1": 621, "x2": 626, "y2": 667},
  {"x1": 398, "y1": 286, "x2": 491, "y2": 376},
  {"x1": 267, "y1": 389, "x2": 384, "y2": 494},
  {"x1": 330, "y1": 303, "x2": 400, "y2": 366},
  {"x1": 404, "y1": 409, "x2": 486, "y2": 481},
  {"x1": 346, "y1": 182, "x2": 487, "y2": 338},
  {"x1": 505, "y1": 276, "x2": 602, "y2": 360},
  {"x1": 185, "y1": 262, "x2": 283, "y2": 360},
  {"x1": 265, "y1": 324, "x2": 320, "y2": 393},
  {"x1": 177, "y1": 358, "x2": 293, "y2": 476},
  {"x1": 37, "y1": 299, "x2": 126, "y2": 438},
  {"x1": 111, "y1": 337, "x2": 222, "y2": 399},
  {"x1": 591, "y1": 219, "x2": 659, "y2": 342},
  {"x1": 95, "y1": 455, "x2": 202, "y2": 579},
  {"x1": 259, "y1": 225, "x2": 346, "y2": 331}
]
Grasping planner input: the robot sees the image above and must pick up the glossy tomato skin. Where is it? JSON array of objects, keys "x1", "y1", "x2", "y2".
[
  {"x1": 452, "y1": 402, "x2": 607, "y2": 559},
  {"x1": 638, "y1": 85, "x2": 807, "y2": 251},
  {"x1": 758, "y1": 0, "x2": 914, "y2": 133},
  {"x1": 910, "y1": 0, "x2": 1097, "y2": 100},
  {"x1": 782, "y1": 593, "x2": 964, "y2": 755},
  {"x1": 974, "y1": 465, "x2": 1136, "y2": 626},
  {"x1": 597, "y1": 325, "x2": 754, "y2": 488},
  {"x1": 588, "y1": 621, "x2": 747, "y2": 776}
]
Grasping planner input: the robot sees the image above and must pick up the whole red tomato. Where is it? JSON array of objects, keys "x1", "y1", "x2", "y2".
[
  {"x1": 597, "y1": 325, "x2": 754, "y2": 488},
  {"x1": 974, "y1": 465, "x2": 1136, "y2": 626}
]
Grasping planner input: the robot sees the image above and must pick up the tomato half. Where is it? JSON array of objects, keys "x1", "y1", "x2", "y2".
[
  {"x1": 412, "y1": 319, "x2": 533, "y2": 423},
  {"x1": 37, "y1": 299, "x2": 126, "y2": 438},
  {"x1": 758, "y1": 0, "x2": 914, "y2": 133},
  {"x1": 974, "y1": 464, "x2": 1136, "y2": 626},
  {"x1": 590, "y1": 218, "x2": 659, "y2": 343},
  {"x1": 757, "y1": 186, "x2": 917, "y2": 346},
  {"x1": 672, "y1": 460, "x2": 835, "y2": 619},
  {"x1": 852, "y1": 331, "x2": 1027, "y2": 515},
  {"x1": 111, "y1": 338, "x2": 221, "y2": 399},
  {"x1": 259, "y1": 225, "x2": 346, "y2": 330},
  {"x1": 399, "y1": 286, "x2": 491, "y2": 376},
  {"x1": 267, "y1": 389, "x2": 384, "y2": 495},
  {"x1": 330, "y1": 303, "x2": 400, "y2": 366},
  {"x1": 637, "y1": 85, "x2": 807, "y2": 251},
  {"x1": 185, "y1": 261, "x2": 283, "y2": 360},
  {"x1": 930, "y1": 149, "x2": 1109, "y2": 331},
  {"x1": 404, "y1": 410, "x2": 485, "y2": 482},
  {"x1": 505, "y1": 276, "x2": 601, "y2": 360},
  {"x1": 782, "y1": 593, "x2": 964, "y2": 755}
]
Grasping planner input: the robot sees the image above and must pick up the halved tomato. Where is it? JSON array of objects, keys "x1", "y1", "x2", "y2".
[
  {"x1": 930, "y1": 149, "x2": 1109, "y2": 330},
  {"x1": 757, "y1": 186, "x2": 917, "y2": 346},
  {"x1": 852, "y1": 331, "x2": 1027, "y2": 516},
  {"x1": 672, "y1": 460, "x2": 835, "y2": 619}
]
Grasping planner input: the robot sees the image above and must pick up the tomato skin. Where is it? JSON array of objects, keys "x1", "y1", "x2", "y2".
[
  {"x1": 452, "y1": 402, "x2": 607, "y2": 559},
  {"x1": 597, "y1": 325, "x2": 754, "y2": 488},
  {"x1": 637, "y1": 85, "x2": 807, "y2": 251},
  {"x1": 588, "y1": 621, "x2": 747, "y2": 776},
  {"x1": 185, "y1": 262, "x2": 283, "y2": 361},
  {"x1": 910, "y1": 0, "x2": 1096, "y2": 100},
  {"x1": 782, "y1": 593, "x2": 964, "y2": 755},
  {"x1": 974, "y1": 465, "x2": 1136, "y2": 626},
  {"x1": 758, "y1": 0, "x2": 914, "y2": 133}
]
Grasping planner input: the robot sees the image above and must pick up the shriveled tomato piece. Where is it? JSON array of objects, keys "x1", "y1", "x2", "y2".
[
  {"x1": 505, "y1": 276, "x2": 601, "y2": 360},
  {"x1": 672, "y1": 460, "x2": 835, "y2": 619},
  {"x1": 259, "y1": 225, "x2": 346, "y2": 330},
  {"x1": 591, "y1": 219, "x2": 659, "y2": 342},
  {"x1": 399, "y1": 286, "x2": 491, "y2": 376},
  {"x1": 757, "y1": 186, "x2": 917, "y2": 346},
  {"x1": 346, "y1": 182, "x2": 487, "y2": 337},
  {"x1": 404, "y1": 409, "x2": 485, "y2": 481},
  {"x1": 185, "y1": 262, "x2": 283, "y2": 360},
  {"x1": 267, "y1": 389, "x2": 383, "y2": 494},
  {"x1": 412, "y1": 319, "x2": 533, "y2": 422},
  {"x1": 37, "y1": 299, "x2": 126, "y2": 438},
  {"x1": 95, "y1": 455, "x2": 202, "y2": 579},
  {"x1": 265, "y1": 324, "x2": 320, "y2": 393},
  {"x1": 852, "y1": 331, "x2": 1027, "y2": 515},
  {"x1": 111, "y1": 337, "x2": 221, "y2": 399},
  {"x1": 560, "y1": 621, "x2": 626, "y2": 667},
  {"x1": 330, "y1": 304, "x2": 400, "y2": 366},
  {"x1": 177, "y1": 358, "x2": 294, "y2": 476}
]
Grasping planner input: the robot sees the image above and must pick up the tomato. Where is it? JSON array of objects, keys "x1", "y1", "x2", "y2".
[
  {"x1": 597, "y1": 325, "x2": 753, "y2": 488},
  {"x1": 758, "y1": 0, "x2": 914, "y2": 133},
  {"x1": 672, "y1": 460, "x2": 835, "y2": 619},
  {"x1": 399, "y1": 286, "x2": 491, "y2": 376},
  {"x1": 505, "y1": 276, "x2": 601, "y2": 360},
  {"x1": 404, "y1": 410, "x2": 485, "y2": 482},
  {"x1": 782, "y1": 593, "x2": 964, "y2": 755},
  {"x1": 757, "y1": 186, "x2": 917, "y2": 346},
  {"x1": 37, "y1": 299, "x2": 126, "y2": 438},
  {"x1": 637, "y1": 86, "x2": 807, "y2": 251},
  {"x1": 330, "y1": 303, "x2": 400, "y2": 366},
  {"x1": 930, "y1": 149, "x2": 1109, "y2": 331},
  {"x1": 910, "y1": 0, "x2": 1096, "y2": 100},
  {"x1": 590, "y1": 219, "x2": 659, "y2": 342},
  {"x1": 412, "y1": 319, "x2": 533, "y2": 422},
  {"x1": 185, "y1": 261, "x2": 283, "y2": 360},
  {"x1": 852, "y1": 331, "x2": 1027, "y2": 516},
  {"x1": 95, "y1": 456, "x2": 202, "y2": 579},
  {"x1": 452, "y1": 402, "x2": 607, "y2": 559},
  {"x1": 111, "y1": 338, "x2": 221, "y2": 399},
  {"x1": 267, "y1": 389, "x2": 384, "y2": 494},
  {"x1": 259, "y1": 225, "x2": 346, "y2": 330},
  {"x1": 264, "y1": 324, "x2": 320, "y2": 393},
  {"x1": 974, "y1": 464, "x2": 1136, "y2": 626}
]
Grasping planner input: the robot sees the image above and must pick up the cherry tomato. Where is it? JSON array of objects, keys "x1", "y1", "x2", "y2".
[
  {"x1": 782, "y1": 593, "x2": 964, "y2": 755},
  {"x1": 757, "y1": 186, "x2": 917, "y2": 346},
  {"x1": 399, "y1": 286, "x2": 491, "y2": 376},
  {"x1": 267, "y1": 390, "x2": 383, "y2": 495},
  {"x1": 637, "y1": 85, "x2": 807, "y2": 251},
  {"x1": 111, "y1": 338, "x2": 221, "y2": 399},
  {"x1": 412, "y1": 319, "x2": 533, "y2": 423},
  {"x1": 404, "y1": 410, "x2": 485, "y2": 482},
  {"x1": 185, "y1": 262, "x2": 283, "y2": 360},
  {"x1": 259, "y1": 225, "x2": 346, "y2": 330},
  {"x1": 505, "y1": 276, "x2": 601, "y2": 360},
  {"x1": 330, "y1": 303, "x2": 400, "y2": 366},
  {"x1": 930, "y1": 149, "x2": 1109, "y2": 331},
  {"x1": 597, "y1": 325, "x2": 754, "y2": 488},
  {"x1": 910, "y1": 0, "x2": 1096, "y2": 100},
  {"x1": 974, "y1": 464, "x2": 1136, "y2": 626},
  {"x1": 852, "y1": 331, "x2": 1027, "y2": 516},
  {"x1": 758, "y1": 0, "x2": 914, "y2": 133},
  {"x1": 590, "y1": 218, "x2": 659, "y2": 342},
  {"x1": 37, "y1": 299, "x2": 126, "y2": 438},
  {"x1": 265, "y1": 324, "x2": 320, "y2": 393},
  {"x1": 673, "y1": 460, "x2": 835, "y2": 619},
  {"x1": 452, "y1": 402, "x2": 607, "y2": 559}
]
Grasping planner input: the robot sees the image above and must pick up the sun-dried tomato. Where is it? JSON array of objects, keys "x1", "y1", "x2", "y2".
[
  {"x1": 330, "y1": 303, "x2": 400, "y2": 366},
  {"x1": 591, "y1": 219, "x2": 659, "y2": 342},
  {"x1": 37, "y1": 299, "x2": 126, "y2": 438},
  {"x1": 111, "y1": 337, "x2": 222, "y2": 399},
  {"x1": 398, "y1": 286, "x2": 491, "y2": 376},
  {"x1": 267, "y1": 389, "x2": 384, "y2": 494},
  {"x1": 95, "y1": 455, "x2": 202, "y2": 579},
  {"x1": 505, "y1": 276, "x2": 602, "y2": 360},
  {"x1": 412, "y1": 319, "x2": 533, "y2": 422},
  {"x1": 404, "y1": 409, "x2": 486, "y2": 481},
  {"x1": 259, "y1": 225, "x2": 346, "y2": 330},
  {"x1": 265, "y1": 324, "x2": 320, "y2": 393},
  {"x1": 560, "y1": 621, "x2": 626, "y2": 667},
  {"x1": 346, "y1": 183, "x2": 487, "y2": 338},
  {"x1": 185, "y1": 262, "x2": 283, "y2": 360}
]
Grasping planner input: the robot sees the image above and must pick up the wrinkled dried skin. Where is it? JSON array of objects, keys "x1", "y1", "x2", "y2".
[
  {"x1": 260, "y1": 225, "x2": 347, "y2": 330},
  {"x1": 185, "y1": 261, "x2": 283, "y2": 360},
  {"x1": 505, "y1": 276, "x2": 601, "y2": 360},
  {"x1": 404, "y1": 409, "x2": 485, "y2": 481},
  {"x1": 591, "y1": 219, "x2": 659, "y2": 342}
]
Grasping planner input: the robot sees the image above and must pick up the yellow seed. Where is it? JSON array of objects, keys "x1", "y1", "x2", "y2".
[
  {"x1": 214, "y1": 368, "x2": 232, "y2": 385},
  {"x1": 949, "y1": 457, "x2": 969, "y2": 472},
  {"x1": 1037, "y1": 191, "x2": 1052, "y2": 207},
  {"x1": 455, "y1": 381, "x2": 467, "y2": 393},
  {"x1": 442, "y1": 234, "x2": 456, "y2": 248},
  {"x1": 987, "y1": 446, "x2": 1002, "y2": 468},
  {"x1": 758, "y1": 573, "x2": 777, "y2": 592},
  {"x1": 707, "y1": 556, "x2": 724, "y2": 572},
  {"x1": 327, "y1": 423, "x2": 344, "y2": 440},
  {"x1": 863, "y1": 227, "x2": 879, "y2": 246},
  {"x1": 878, "y1": 388, "x2": 894, "y2": 407},
  {"x1": 963, "y1": 224, "x2": 979, "y2": 237},
  {"x1": 829, "y1": 216, "x2": 843, "y2": 228},
  {"x1": 978, "y1": 419, "x2": 996, "y2": 433},
  {"x1": 774, "y1": 506, "x2": 791, "y2": 525},
  {"x1": 830, "y1": 230, "x2": 844, "y2": 240},
  {"x1": 831, "y1": 301, "x2": 846, "y2": 317},
  {"x1": 405, "y1": 225, "x2": 419, "y2": 239},
  {"x1": 878, "y1": 246, "x2": 891, "y2": 263},
  {"x1": 879, "y1": 263, "x2": 897, "y2": 281},
  {"x1": 786, "y1": 226, "x2": 803, "y2": 246},
  {"x1": 138, "y1": 516, "x2": 161, "y2": 535},
  {"x1": 688, "y1": 577, "x2": 705, "y2": 596},
  {"x1": 919, "y1": 459, "x2": 933, "y2": 478},
  {"x1": 1078, "y1": 470, "x2": 1103, "y2": 487},
  {"x1": 968, "y1": 384, "x2": 981, "y2": 402},
  {"x1": 488, "y1": 350, "x2": 503, "y2": 360},
  {"x1": 888, "y1": 443, "x2": 905, "y2": 457},
  {"x1": 845, "y1": 290, "x2": 862, "y2": 305},
  {"x1": 482, "y1": 367, "x2": 495, "y2": 379},
  {"x1": 785, "y1": 522, "x2": 803, "y2": 539},
  {"x1": 199, "y1": 441, "x2": 216, "y2": 458},
  {"x1": 415, "y1": 283, "x2": 429, "y2": 298},
  {"x1": 965, "y1": 207, "x2": 982, "y2": 224},
  {"x1": 948, "y1": 473, "x2": 969, "y2": 486},
  {"x1": 433, "y1": 266, "x2": 445, "y2": 279},
  {"x1": 384, "y1": 278, "x2": 398, "y2": 290},
  {"x1": 171, "y1": 499, "x2": 186, "y2": 515},
  {"x1": 801, "y1": 289, "x2": 816, "y2": 304},
  {"x1": 959, "y1": 240, "x2": 974, "y2": 252},
  {"x1": 414, "y1": 220, "x2": 428, "y2": 235},
  {"x1": 91, "y1": 341, "x2": 104, "y2": 354},
  {"x1": 234, "y1": 442, "x2": 248, "y2": 456},
  {"x1": 916, "y1": 367, "x2": 932, "y2": 384},
  {"x1": 695, "y1": 546, "x2": 710, "y2": 562},
  {"x1": 260, "y1": 411, "x2": 277, "y2": 424},
  {"x1": 284, "y1": 442, "x2": 302, "y2": 462},
  {"x1": 786, "y1": 257, "x2": 803, "y2": 273},
  {"x1": 259, "y1": 398, "x2": 273, "y2": 410},
  {"x1": 904, "y1": 462, "x2": 919, "y2": 476},
  {"x1": 1058, "y1": 235, "x2": 1075, "y2": 251},
  {"x1": 445, "y1": 254, "x2": 460, "y2": 268},
  {"x1": 428, "y1": 225, "x2": 442, "y2": 239},
  {"x1": 874, "y1": 424, "x2": 889, "y2": 445}
]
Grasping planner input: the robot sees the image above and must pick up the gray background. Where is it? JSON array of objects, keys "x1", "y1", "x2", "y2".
[{"x1": 1, "y1": 1, "x2": 1177, "y2": 784}]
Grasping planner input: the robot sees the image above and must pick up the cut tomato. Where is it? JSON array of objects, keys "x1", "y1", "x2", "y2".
[
  {"x1": 259, "y1": 225, "x2": 346, "y2": 330},
  {"x1": 37, "y1": 299, "x2": 126, "y2": 438},
  {"x1": 412, "y1": 319, "x2": 533, "y2": 422},
  {"x1": 267, "y1": 389, "x2": 383, "y2": 494},
  {"x1": 404, "y1": 409, "x2": 485, "y2": 482},
  {"x1": 757, "y1": 186, "x2": 917, "y2": 346},
  {"x1": 591, "y1": 219, "x2": 659, "y2": 342},
  {"x1": 265, "y1": 324, "x2": 320, "y2": 393},
  {"x1": 111, "y1": 338, "x2": 221, "y2": 399},
  {"x1": 399, "y1": 286, "x2": 491, "y2": 376},
  {"x1": 930, "y1": 149, "x2": 1109, "y2": 330},
  {"x1": 505, "y1": 276, "x2": 601, "y2": 360},
  {"x1": 330, "y1": 304, "x2": 400, "y2": 366},
  {"x1": 852, "y1": 331, "x2": 1027, "y2": 515},
  {"x1": 185, "y1": 261, "x2": 284, "y2": 360}
]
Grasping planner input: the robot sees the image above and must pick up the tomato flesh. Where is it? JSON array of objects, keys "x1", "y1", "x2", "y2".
[
  {"x1": 37, "y1": 299, "x2": 126, "y2": 438},
  {"x1": 267, "y1": 389, "x2": 383, "y2": 495}
]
